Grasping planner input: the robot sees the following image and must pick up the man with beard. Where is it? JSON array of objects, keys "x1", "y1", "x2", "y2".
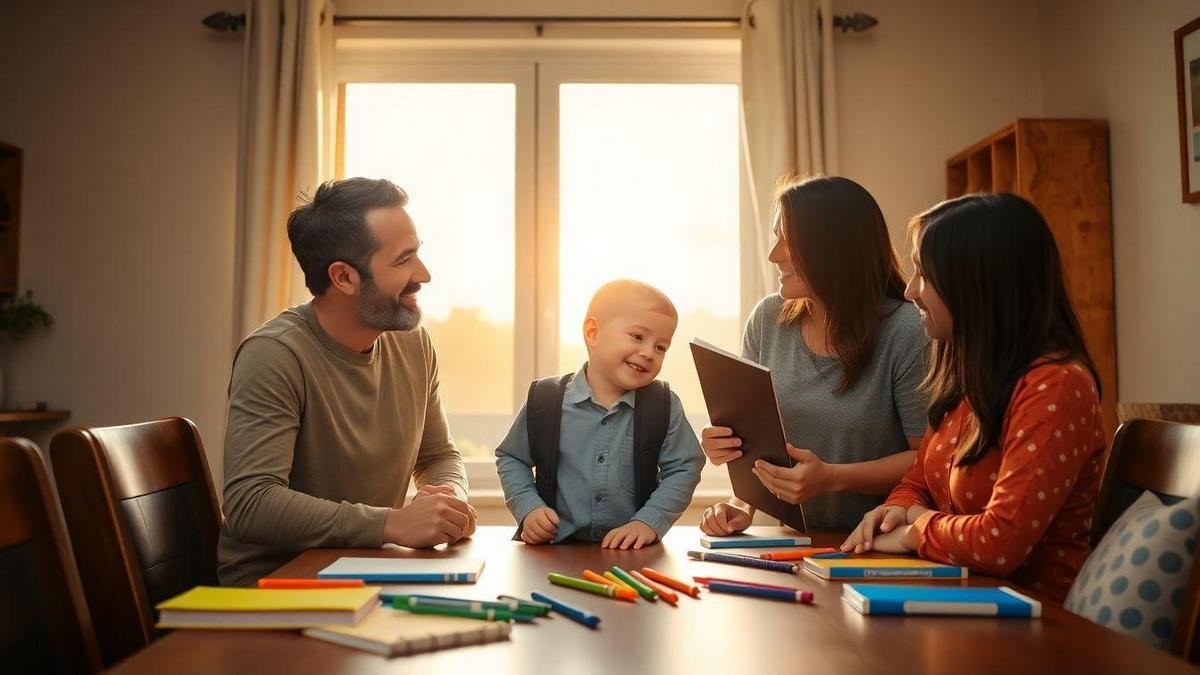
[{"x1": 217, "y1": 177, "x2": 476, "y2": 587}]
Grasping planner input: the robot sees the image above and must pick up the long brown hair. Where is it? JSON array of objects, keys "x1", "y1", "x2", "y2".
[
  {"x1": 776, "y1": 175, "x2": 906, "y2": 393},
  {"x1": 911, "y1": 193, "x2": 1099, "y2": 466}
]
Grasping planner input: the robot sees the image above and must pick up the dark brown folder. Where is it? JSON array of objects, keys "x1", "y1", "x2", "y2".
[{"x1": 690, "y1": 339, "x2": 807, "y2": 533}]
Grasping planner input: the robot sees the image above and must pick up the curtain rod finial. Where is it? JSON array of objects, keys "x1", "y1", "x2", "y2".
[
  {"x1": 202, "y1": 11, "x2": 246, "y2": 32},
  {"x1": 833, "y1": 13, "x2": 878, "y2": 33}
]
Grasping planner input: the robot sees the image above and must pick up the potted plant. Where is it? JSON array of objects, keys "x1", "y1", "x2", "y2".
[{"x1": 0, "y1": 290, "x2": 54, "y2": 408}]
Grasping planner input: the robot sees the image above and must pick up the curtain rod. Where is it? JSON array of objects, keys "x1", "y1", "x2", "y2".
[{"x1": 202, "y1": 12, "x2": 879, "y2": 34}]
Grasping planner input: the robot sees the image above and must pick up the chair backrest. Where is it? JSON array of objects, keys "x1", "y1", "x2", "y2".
[
  {"x1": 1092, "y1": 418, "x2": 1200, "y2": 661},
  {"x1": 0, "y1": 437, "x2": 101, "y2": 674},
  {"x1": 49, "y1": 418, "x2": 221, "y2": 667}
]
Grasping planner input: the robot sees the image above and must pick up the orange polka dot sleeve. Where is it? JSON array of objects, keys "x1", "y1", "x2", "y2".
[{"x1": 883, "y1": 363, "x2": 1106, "y2": 594}]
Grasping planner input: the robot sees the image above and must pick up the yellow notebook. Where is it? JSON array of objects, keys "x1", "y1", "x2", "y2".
[
  {"x1": 802, "y1": 557, "x2": 968, "y2": 580},
  {"x1": 156, "y1": 586, "x2": 380, "y2": 629},
  {"x1": 303, "y1": 606, "x2": 512, "y2": 657}
]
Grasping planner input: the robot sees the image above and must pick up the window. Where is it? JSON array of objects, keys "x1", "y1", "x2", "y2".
[
  {"x1": 342, "y1": 83, "x2": 518, "y2": 459},
  {"x1": 338, "y1": 38, "x2": 742, "y2": 491},
  {"x1": 555, "y1": 82, "x2": 741, "y2": 439}
]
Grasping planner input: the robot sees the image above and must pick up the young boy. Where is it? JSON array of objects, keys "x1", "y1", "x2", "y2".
[{"x1": 495, "y1": 279, "x2": 704, "y2": 549}]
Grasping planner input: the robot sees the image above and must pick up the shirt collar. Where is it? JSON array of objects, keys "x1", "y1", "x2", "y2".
[{"x1": 566, "y1": 363, "x2": 637, "y2": 410}]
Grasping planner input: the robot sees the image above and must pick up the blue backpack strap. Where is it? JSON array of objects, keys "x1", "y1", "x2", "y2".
[
  {"x1": 632, "y1": 380, "x2": 671, "y2": 509},
  {"x1": 512, "y1": 373, "x2": 572, "y2": 541}
]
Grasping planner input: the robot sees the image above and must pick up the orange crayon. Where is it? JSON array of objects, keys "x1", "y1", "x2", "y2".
[
  {"x1": 631, "y1": 569, "x2": 678, "y2": 605},
  {"x1": 760, "y1": 547, "x2": 839, "y2": 562},
  {"x1": 257, "y1": 578, "x2": 365, "y2": 589},
  {"x1": 641, "y1": 567, "x2": 701, "y2": 598},
  {"x1": 604, "y1": 571, "x2": 636, "y2": 592},
  {"x1": 583, "y1": 569, "x2": 616, "y2": 586}
]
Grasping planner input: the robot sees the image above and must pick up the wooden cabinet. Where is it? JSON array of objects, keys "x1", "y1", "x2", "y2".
[
  {"x1": 0, "y1": 142, "x2": 21, "y2": 295},
  {"x1": 947, "y1": 119, "x2": 1117, "y2": 440}
]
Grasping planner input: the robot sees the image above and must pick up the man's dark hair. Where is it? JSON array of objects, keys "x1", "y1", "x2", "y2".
[{"x1": 286, "y1": 177, "x2": 409, "y2": 295}]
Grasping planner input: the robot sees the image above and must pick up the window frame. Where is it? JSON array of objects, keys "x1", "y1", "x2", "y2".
[{"x1": 335, "y1": 35, "x2": 742, "y2": 495}]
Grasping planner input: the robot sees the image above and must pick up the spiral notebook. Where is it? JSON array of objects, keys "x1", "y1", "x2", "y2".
[{"x1": 304, "y1": 606, "x2": 512, "y2": 657}]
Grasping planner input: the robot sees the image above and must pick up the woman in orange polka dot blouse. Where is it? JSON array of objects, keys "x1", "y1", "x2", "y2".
[{"x1": 840, "y1": 193, "x2": 1107, "y2": 603}]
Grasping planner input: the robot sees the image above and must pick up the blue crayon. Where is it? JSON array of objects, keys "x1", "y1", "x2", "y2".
[{"x1": 530, "y1": 591, "x2": 601, "y2": 629}]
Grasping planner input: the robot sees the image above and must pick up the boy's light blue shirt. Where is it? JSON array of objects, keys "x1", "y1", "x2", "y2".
[{"x1": 495, "y1": 364, "x2": 704, "y2": 542}]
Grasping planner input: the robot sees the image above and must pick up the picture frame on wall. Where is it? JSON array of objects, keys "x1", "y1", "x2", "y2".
[{"x1": 1176, "y1": 16, "x2": 1200, "y2": 203}]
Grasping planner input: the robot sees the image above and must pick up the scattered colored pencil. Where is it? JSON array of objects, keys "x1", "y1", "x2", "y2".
[
  {"x1": 531, "y1": 591, "x2": 600, "y2": 628},
  {"x1": 257, "y1": 578, "x2": 365, "y2": 589},
  {"x1": 688, "y1": 550, "x2": 800, "y2": 574},
  {"x1": 603, "y1": 571, "x2": 637, "y2": 592},
  {"x1": 391, "y1": 595, "x2": 528, "y2": 622},
  {"x1": 610, "y1": 566, "x2": 658, "y2": 602},
  {"x1": 496, "y1": 595, "x2": 553, "y2": 614},
  {"x1": 641, "y1": 567, "x2": 701, "y2": 597},
  {"x1": 759, "y1": 547, "x2": 839, "y2": 561},
  {"x1": 706, "y1": 580, "x2": 813, "y2": 604},
  {"x1": 630, "y1": 569, "x2": 678, "y2": 605},
  {"x1": 385, "y1": 593, "x2": 547, "y2": 617},
  {"x1": 548, "y1": 572, "x2": 638, "y2": 602},
  {"x1": 583, "y1": 569, "x2": 616, "y2": 586},
  {"x1": 693, "y1": 576, "x2": 798, "y2": 591}
]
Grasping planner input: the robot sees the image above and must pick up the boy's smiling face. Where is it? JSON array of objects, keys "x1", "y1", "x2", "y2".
[{"x1": 584, "y1": 305, "x2": 678, "y2": 393}]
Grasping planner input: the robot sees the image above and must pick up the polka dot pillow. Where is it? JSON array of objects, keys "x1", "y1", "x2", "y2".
[{"x1": 1065, "y1": 490, "x2": 1200, "y2": 649}]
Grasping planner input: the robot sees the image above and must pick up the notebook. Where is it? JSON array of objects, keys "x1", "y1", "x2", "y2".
[
  {"x1": 690, "y1": 338, "x2": 807, "y2": 532},
  {"x1": 318, "y1": 557, "x2": 485, "y2": 583},
  {"x1": 843, "y1": 584, "x2": 1041, "y2": 617},
  {"x1": 701, "y1": 531, "x2": 813, "y2": 549},
  {"x1": 156, "y1": 586, "x2": 380, "y2": 629},
  {"x1": 303, "y1": 606, "x2": 513, "y2": 657},
  {"x1": 803, "y1": 557, "x2": 968, "y2": 580}
]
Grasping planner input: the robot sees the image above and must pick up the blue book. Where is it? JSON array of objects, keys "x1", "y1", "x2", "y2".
[
  {"x1": 318, "y1": 557, "x2": 484, "y2": 583},
  {"x1": 842, "y1": 584, "x2": 1041, "y2": 617}
]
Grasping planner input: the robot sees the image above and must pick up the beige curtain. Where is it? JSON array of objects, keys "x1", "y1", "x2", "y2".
[
  {"x1": 233, "y1": 0, "x2": 336, "y2": 343},
  {"x1": 739, "y1": 0, "x2": 838, "y2": 313}
]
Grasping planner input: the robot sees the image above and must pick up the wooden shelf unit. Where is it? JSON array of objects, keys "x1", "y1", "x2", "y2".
[
  {"x1": 947, "y1": 119, "x2": 1118, "y2": 441},
  {"x1": 0, "y1": 142, "x2": 21, "y2": 295},
  {"x1": 0, "y1": 410, "x2": 70, "y2": 425}
]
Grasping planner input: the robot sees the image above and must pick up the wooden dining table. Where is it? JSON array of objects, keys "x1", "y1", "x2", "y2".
[{"x1": 108, "y1": 526, "x2": 1198, "y2": 674}]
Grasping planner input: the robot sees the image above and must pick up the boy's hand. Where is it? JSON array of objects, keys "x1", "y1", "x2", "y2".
[
  {"x1": 601, "y1": 520, "x2": 658, "y2": 550},
  {"x1": 699, "y1": 501, "x2": 752, "y2": 536},
  {"x1": 520, "y1": 507, "x2": 559, "y2": 544}
]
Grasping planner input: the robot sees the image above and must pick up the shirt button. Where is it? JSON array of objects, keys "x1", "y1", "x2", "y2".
[
  {"x1": 597, "y1": 456, "x2": 605, "y2": 464},
  {"x1": 601, "y1": 419, "x2": 608, "y2": 426},
  {"x1": 595, "y1": 495, "x2": 603, "y2": 502}
]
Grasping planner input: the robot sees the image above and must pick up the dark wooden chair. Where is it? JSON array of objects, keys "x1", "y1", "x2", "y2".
[
  {"x1": 0, "y1": 437, "x2": 101, "y2": 673},
  {"x1": 1091, "y1": 418, "x2": 1200, "y2": 662},
  {"x1": 49, "y1": 418, "x2": 221, "y2": 668}
]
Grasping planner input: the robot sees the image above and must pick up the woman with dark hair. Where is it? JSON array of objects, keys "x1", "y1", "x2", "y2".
[
  {"x1": 841, "y1": 192, "x2": 1106, "y2": 603},
  {"x1": 700, "y1": 176, "x2": 930, "y2": 533}
]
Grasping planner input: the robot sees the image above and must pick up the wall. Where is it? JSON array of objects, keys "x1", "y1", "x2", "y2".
[
  {"x1": 832, "y1": 0, "x2": 1044, "y2": 269},
  {"x1": 1, "y1": 0, "x2": 1193, "y2": 512},
  {"x1": 1037, "y1": 0, "x2": 1200, "y2": 403},
  {"x1": 0, "y1": 0, "x2": 241, "y2": 481}
]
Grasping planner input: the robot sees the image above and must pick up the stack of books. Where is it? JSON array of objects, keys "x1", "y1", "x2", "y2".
[{"x1": 155, "y1": 556, "x2": 509, "y2": 658}]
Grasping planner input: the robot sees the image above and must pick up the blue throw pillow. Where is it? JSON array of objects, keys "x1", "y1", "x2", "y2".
[{"x1": 1065, "y1": 490, "x2": 1200, "y2": 650}]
